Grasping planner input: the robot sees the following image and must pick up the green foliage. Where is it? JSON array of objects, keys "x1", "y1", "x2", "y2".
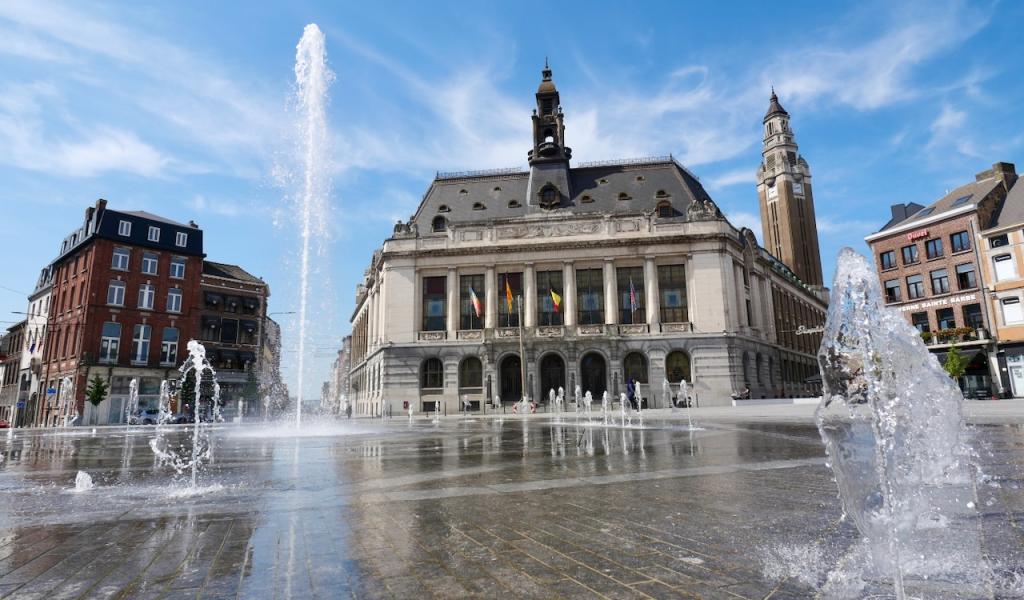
[
  {"x1": 943, "y1": 345, "x2": 967, "y2": 380},
  {"x1": 85, "y1": 375, "x2": 108, "y2": 407},
  {"x1": 179, "y1": 370, "x2": 197, "y2": 408}
]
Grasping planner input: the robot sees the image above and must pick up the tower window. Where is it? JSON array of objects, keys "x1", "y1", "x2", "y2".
[
  {"x1": 472, "y1": 202, "x2": 486, "y2": 210},
  {"x1": 539, "y1": 185, "x2": 559, "y2": 209},
  {"x1": 431, "y1": 216, "x2": 447, "y2": 232},
  {"x1": 541, "y1": 99, "x2": 553, "y2": 115}
]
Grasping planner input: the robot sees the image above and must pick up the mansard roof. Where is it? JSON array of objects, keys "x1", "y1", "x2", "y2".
[
  {"x1": 409, "y1": 156, "x2": 713, "y2": 227},
  {"x1": 877, "y1": 177, "x2": 1001, "y2": 233}
]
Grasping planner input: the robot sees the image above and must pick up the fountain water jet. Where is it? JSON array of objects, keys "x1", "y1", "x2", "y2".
[
  {"x1": 125, "y1": 377, "x2": 139, "y2": 428},
  {"x1": 816, "y1": 249, "x2": 986, "y2": 598},
  {"x1": 292, "y1": 24, "x2": 334, "y2": 429}
]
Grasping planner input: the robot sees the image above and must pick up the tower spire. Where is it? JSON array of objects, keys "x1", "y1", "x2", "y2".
[{"x1": 527, "y1": 60, "x2": 572, "y2": 208}]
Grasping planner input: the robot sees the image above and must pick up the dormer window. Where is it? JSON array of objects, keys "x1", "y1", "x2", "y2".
[
  {"x1": 507, "y1": 200, "x2": 521, "y2": 208},
  {"x1": 657, "y1": 201, "x2": 674, "y2": 218},
  {"x1": 148, "y1": 226, "x2": 160, "y2": 242},
  {"x1": 432, "y1": 216, "x2": 447, "y2": 232},
  {"x1": 493, "y1": 186, "x2": 502, "y2": 193},
  {"x1": 175, "y1": 232, "x2": 188, "y2": 247},
  {"x1": 598, "y1": 178, "x2": 608, "y2": 185},
  {"x1": 655, "y1": 190, "x2": 669, "y2": 198},
  {"x1": 539, "y1": 184, "x2": 560, "y2": 209},
  {"x1": 618, "y1": 192, "x2": 631, "y2": 201},
  {"x1": 118, "y1": 220, "x2": 131, "y2": 237},
  {"x1": 472, "y1": 202, "x2": 486, "y2": 210},
  {"x1": 635, "y1": 176, "x2": 645, "y2": 182},
  {"x1": 437, "y1": 204, "x2": 450, "y2": 213},
  {"x1": 458, "y1": 189, "x2": 468, "y2": 195},
  {"x1": 580, "y1": 195, "x2": 593, "y2": 203}
]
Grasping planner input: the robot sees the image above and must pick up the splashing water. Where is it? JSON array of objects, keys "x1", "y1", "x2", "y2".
[
  {"x1": 125, "y1": 377, "x2": 139, "y2": 428},
  {"x1": 816, "y1": 249, "x2": 987, "y2": 598},
  {"x1": 292, "y1": 24, "x2": 334, "y2": 429},
  {"x1": 150, "y1": 341, "x2": 221, "y2": 489},
  {"x1": 73, "y1": 471, "x2": 93, "y2": 492}
]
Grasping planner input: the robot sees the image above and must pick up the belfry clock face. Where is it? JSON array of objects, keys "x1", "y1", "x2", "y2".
[{"x1": 793, "y1": 182, "x2": 804, "y2": 196}]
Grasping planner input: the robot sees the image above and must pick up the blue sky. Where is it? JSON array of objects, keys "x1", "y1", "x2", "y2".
[{"x1": 0, "y1": 1, "x2": 1022, "y2": 398}]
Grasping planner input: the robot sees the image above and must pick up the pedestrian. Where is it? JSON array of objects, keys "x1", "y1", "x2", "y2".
[
  {"x1": 626, "y1": 378, "x2": 637, "y2": 410},
  {"x1": 346, "y1": 403, "x2": 353, "y2": 419}
]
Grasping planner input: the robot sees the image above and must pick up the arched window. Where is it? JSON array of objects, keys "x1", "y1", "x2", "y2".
[
  {"x1": 472, "y1": 202, "x2": 486, "y2": 210},
  {"x1": 539, "y1": 185, "x2": 559, "y2": 209},
  {"x1": 756, "y1": 354, "x2": 763, "y2": 384},
  {"x1": 666, "y1": 351, "x2": 691, "y2": 383},
  {"x1": 459, "y1": 357, "x2": 482, "y2": 389},
  {"x1": 635, "y1": 175, "x2": 645, "y2": 182},
  {"x1": 507, "y1": 200, "x2": 521, "y2": 208},
  {"x1": 656, "y1": 201, "x2": 673, "y2": 218},
  {"x1": 493, "y1": 186, "x2": 501, "y2": 192},
  {"x1": 580, "y1": 195, "x2": 593, "y2": 203},
  {"x1": 618, "y1": 192, "x2": 631, "y2": 201},
  {"x1": 421, "y1": 358, "x2": 443, "y2": 389},
  {"x1": 623, "y1": 352, "x2": 648, "y2": 384},
  {"x1": 431, "y1": 216, "x2": 447, "y2": 232},
  {"x1": 437, "y1": 204, "x2": 450, "y2": 212}
]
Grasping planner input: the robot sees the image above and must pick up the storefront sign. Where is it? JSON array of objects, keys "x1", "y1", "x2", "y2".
[
  {"x1": 795, "y1": 325, "x2": 825, "y2": 335},
  {"x1": 907, "y1": 229, "x2": 929, "y2": 241},
  {"x1": 898, "y1": 292, "x2": 977, "y2": 312}
]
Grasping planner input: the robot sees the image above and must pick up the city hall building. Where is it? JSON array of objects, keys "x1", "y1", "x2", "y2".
[{"x1": 349, "y1": 65, "x2": 827, "y2": 415}]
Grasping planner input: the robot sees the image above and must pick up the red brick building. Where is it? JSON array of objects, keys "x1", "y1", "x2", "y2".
[
  {"x1": 865, "y1": 163, "x2": 1017, "y2": 397},
  {"x1": 38, "y1": 199, "x2": 205, "y2": 425}
]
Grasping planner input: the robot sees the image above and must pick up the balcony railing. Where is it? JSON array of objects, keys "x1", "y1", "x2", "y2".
[{"x1": 920, "y1": 327, "x2": 988, "y2": 346}]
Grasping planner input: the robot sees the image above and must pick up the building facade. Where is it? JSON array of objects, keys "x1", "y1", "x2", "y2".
[
  {"x1": 757, "y1": 90, "x2": 824, "y2": 290},
  {"x1": 17, "y1": 266, "x2": 53, "y2": 427},
  {"x1": 348, "y1": 66, "x2": 827, "y2": 415},
  {"x1": 197, "y1": 261, "x2": 269, "y2": 419},
  {"x1": 38, "y1": 199, "x2": 205, "y2": 426},
  {"x1": 865, "y1": 162, "x2": 1017, "y2": 397},
  {"x1": 0, "y1": 321, "x2": 26, "y2": 423},
  {"x1": 324, "y1": 335, "x2": 351, "y2": 414},
  {"x1": 975, "y1": 173, "x2": 1024, "y2": 395}
]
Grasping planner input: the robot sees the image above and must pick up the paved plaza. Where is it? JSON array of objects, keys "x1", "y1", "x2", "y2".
[{"x1": 0, "y1": 404, "x2": 1023, "y2": 599}]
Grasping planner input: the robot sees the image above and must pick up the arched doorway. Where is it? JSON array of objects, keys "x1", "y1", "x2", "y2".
[
  {"x1": 499, "y1": 354, "x2": 522, "y2": 403},
  {"x1": 623, "y1": 352, "x2": 648, "y2": 385},
  {"x1": 666, "y1": 351, "x2": 691, "y2": 383},
  {"x1": 579, "y1": 352, "x2": 607, "y2": 397},
  {"x1": 539, "y1": 354, "x2": 565, "y2": 402}
]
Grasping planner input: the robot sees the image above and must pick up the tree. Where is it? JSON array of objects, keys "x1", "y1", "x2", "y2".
[
  {"x1": 943, "y1": 345, "x2": 967, "y2": 381},
  {"x1": 179, "y1": 370, "x2": 196, "y2": 411},
  {"x1": 85, "y1": 375, "x2": 108, "y2": 407}
]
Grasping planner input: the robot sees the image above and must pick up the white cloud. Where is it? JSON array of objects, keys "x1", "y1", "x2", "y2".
[
  {"x1": 816, "y1": 216, "x2": 877, "y2": 235},
  {"x1": 725, "y1": 210, "x2": 762, "y2": 233},
  {"x1": 926, "y1": 104, "x2": 981, "y2": 158},
  {"x1": 55, "y1": 127, "x2": 169, "y2": 177},
  {"x1": 708, "y1": 168, "x2": 755, "y2": 190}
]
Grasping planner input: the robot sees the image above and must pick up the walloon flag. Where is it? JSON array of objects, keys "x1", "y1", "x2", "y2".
[
  {"x1": 505, "y1": 278, "x2": 514, "y2": 313},
  {"x1": 550, "y1": 288, "x2": 562, "y2": 313},
  {"x1": 469, "y1": 286, "x2": 482, "y2": 318}
]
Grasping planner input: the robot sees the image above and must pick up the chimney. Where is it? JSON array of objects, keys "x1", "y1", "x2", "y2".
[
  {"x1": 977, "y1": 162, "x2": 1018, "y2": 189},
  {"x1": 189, "y1": 220, "x2": 198, "y2": 229},
  {"x1": 890, "y1": 203, "x2": 909, "y2": 223}
]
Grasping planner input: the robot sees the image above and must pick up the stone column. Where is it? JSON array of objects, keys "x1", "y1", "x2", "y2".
[
  {"x1": 563, "y1": 261, "x2": 577, "y2": 327},
  {"x1": 603, "y1": 259, "x2": 618, "y2": 325},
  {"x1": 524, "y1": 263, "x2": 536, "y2": 328},
  {"x1": 484, "y1": 266, "x2": 497, "y2": 329},
  {"x1": 446, "y1": 267, "x2": 458, "y2": 338},
  {"x1": 644, "y1": 256, "x2": 660, "y2": 328},
  {"x1": 368, "y1": 290, "x2": 377, "y2": 346}
]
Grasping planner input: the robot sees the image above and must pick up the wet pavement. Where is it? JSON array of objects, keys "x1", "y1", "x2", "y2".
[{"x1": 0, "y1": 411, "x2": 1022, "y2": 599}]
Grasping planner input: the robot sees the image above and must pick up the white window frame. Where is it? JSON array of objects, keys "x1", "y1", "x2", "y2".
[
  {"x1": 147, "y1": 226, "x2": 160, "y2": 242},
  {"x1": 175, "y1": 232, "x2": 188, "y2": 247},
  {"x1": 111, "y1": 247, "x2": 130, "y2": 271},
  {"x1": 141, "y1": 252, "x2": 159, "y2": 275},
  {"x1": 160, "y1": 328, "x2": 179, "y2": 365},
  {"x1": 138, "y1": 284, "x2": 155, "y2": 310},
  {"x1": 170, "y1": 257, "x2": 186, "y2": 279},
  {"x1": 994, "y1": 254, "x2": 1017, "y2": 282},
  {"x1": 118, "y1": 220, "x2": 132, "y2": 237},
  {"x1": 167, "y1": 288, "x2": 182, "y2": 313},
  {"x1": 1003, "y1": 297, "x2": 1024, "y2": 325},
  {"x1": 131, "y1": 324, "x2": 151, "y2": 364},
  {"x1": 99, "y1": 322, "x2": 120, "y2": 363},
  {"x1": 107, "y1": 280, "x2": 126, "y2": 306}
]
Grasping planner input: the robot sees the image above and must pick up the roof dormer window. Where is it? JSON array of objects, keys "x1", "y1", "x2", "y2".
[
  {"x1": 655, "y1": 190, "x2": 669, "y2": 198},
  {"x1": 507, "y1": 200, "x2": 521, "y2": 208},
  {"x1": 539, "y1": 184, "x2": 560, "y2": 210},
  {"x1": 618, "y1": 192, "x2": 631, "y2": 201},
  {"x1": 118, "y1": 220, "x2": 131, "y2": 237},
  {"x1": 472, "y1": 202, "x2": 486, "y2": 210},
  {"x1": 580, "y1": 195, "x2": 593, "y2": 203},
  {"x1": 432, "y1": 216, "x2": 447, "y2": 232},
  {"x1": 437, "y1": 204, "x2": 450, "y2": 212},
  {"x1": 147, "y1": 226, "x2": 160, "y2": 242}
]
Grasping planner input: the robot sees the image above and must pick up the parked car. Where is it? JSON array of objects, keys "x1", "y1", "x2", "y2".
[
  {"x1": 130, "y1": 409, "x2": 162, "y2": 425},
  {"x1": 0, "y1": 419, "x2": 9, "y2": 429},
  {"x1": 968, "y1": 388, "x2": 994, "y2": 400}
]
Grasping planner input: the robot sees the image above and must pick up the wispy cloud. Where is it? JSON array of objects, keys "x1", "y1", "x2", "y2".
[
  {"x1": 708, "y1": 168, "x2": 755, "y2": 190},
  {"x1": 725, "y1": 210, "x2": 762, "y2": 233}
]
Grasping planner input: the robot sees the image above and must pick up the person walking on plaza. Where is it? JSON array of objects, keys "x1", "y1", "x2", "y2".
[{"x1": 626, "y1": 378, "x2": 637, "y2": 411}]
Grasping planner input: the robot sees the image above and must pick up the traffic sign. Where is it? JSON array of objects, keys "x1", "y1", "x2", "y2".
[{"x1": 16, "y1": 401, "x2": 25, "y2": 408}]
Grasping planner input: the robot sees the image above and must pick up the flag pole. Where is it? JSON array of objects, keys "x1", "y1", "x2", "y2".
[{"x1": 517, "y1": 295, "x2": 527, "y2": 404}]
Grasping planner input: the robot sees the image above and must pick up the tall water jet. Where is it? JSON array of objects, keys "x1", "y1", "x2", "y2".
[
  {"x1": 816, "y1": 249, "x2": 985, "y2": 598},
  {"x1": 124, "y1": 377, "x2": 139, "y2": 427},
  {"x1": 292, "y1": 24, "x2": 334, "y2": 429}
]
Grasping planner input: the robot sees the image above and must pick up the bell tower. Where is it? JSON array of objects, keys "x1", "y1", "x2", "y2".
[
  {"x1": 756, "y1": 89, "x2": 824, "y2": 288},
  {"x1": 527, "y1": 60, "x2": 572, "y2": 208}
]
